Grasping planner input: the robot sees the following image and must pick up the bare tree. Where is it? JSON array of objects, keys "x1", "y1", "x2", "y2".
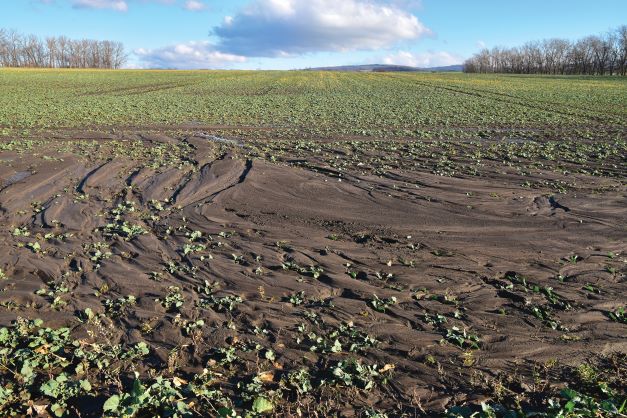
[
  {"x1": 617, "y1": 25, "x2": 627, "y2": 76},
  {"x1": 0, "y1": 29, "x2": 9, "y2": 67},
  {"x1": 0, "y1": 28, "x2": 126, "y2": 69},
  {"x1": 464, "y1": 26, "x2": 626, "y2": 76}
]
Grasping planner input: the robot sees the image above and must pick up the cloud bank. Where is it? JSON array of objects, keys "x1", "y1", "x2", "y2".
[
  {"x1": 135, "y1": 42, "x2": 247, "y2": 69},
  {"x1": 62, "y1": 0, "x2": 457, "y2": 69},
  {"x1": 183, "y1": 0, "x2": 206, "y2": 11},
  {"x1": 213, "y1": 0, "x2": 431, "y2": 57},
  {"x1": 382, "y1": 50, "x2": 462, "y2": 67},
  {"x1": 72, "y1": 0, "x2": 128, "y2": 11},
  {"x1": 69, "y1": 0, "x2": 201, "y2": 12}
]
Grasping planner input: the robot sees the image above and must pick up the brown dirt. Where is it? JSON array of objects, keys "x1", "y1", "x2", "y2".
[{"x1": 0, "y1": 132, "x2": 625, "y2": 414}]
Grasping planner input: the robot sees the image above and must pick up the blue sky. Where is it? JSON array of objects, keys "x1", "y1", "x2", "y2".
[{"x1": 3, "y1": 0, "x2": 626, "y2": 69}]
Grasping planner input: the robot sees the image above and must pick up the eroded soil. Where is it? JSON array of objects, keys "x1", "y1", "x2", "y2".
[{"x1": 0, "y1": 133, "x2": 625, "y2": 416}]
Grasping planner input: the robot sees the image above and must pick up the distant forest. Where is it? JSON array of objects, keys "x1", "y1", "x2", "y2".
[
  {"x1": 464, "y1": 26, "x2": 627, "y2": 75},
  {"x1": 0, "y1": 29, "x2": 126, "y2": 69}
]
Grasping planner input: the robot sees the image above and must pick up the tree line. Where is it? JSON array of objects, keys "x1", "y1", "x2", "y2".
[
  {"x1": 0, "y1": 29, "x2": 126, "y2": 69},
  {"x1": 464, "y1": 26, "x2": 627, "y2": 75}
]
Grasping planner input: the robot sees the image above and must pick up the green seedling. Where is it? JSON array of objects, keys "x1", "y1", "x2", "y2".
[
  {"x1": 288, "y1": 291, "x2": 306, "y2": 306},
  {"x1": 198, "y1": 295, "x2": 242, "y2": 312},
  {"x1": 444, "y1": 327, "x2": 480, "y2": 350},
  {"x1": 369, "y1": 295, "x2": 397, "y2": 313},
  {"x1": 583, "y1": 283, "x2": 600, "y2": 294},
  {"x1": 607, "y1": 307, "x2": 626, "y2": 324},
  {"x1": 104, "y1": 295, "x2": 137, "y2": 318},
  {"x1": 26, "y1": 241, "x2": 42, "y2": 253},
  {"x1": 157, "y1": 287, "x2": 184, "y2": 312}
]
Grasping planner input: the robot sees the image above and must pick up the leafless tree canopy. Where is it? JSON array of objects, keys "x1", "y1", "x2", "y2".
[
  {"x1": 0, "y1": 29, "x2": 126, "y2": 69},
  {"x1": 464, "y1": 26, "x2": 627, "y2": 76}
]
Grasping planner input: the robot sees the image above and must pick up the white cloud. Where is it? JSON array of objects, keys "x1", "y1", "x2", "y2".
[
  {"x1": 183, "y1": 0, "x2": 206, "y2": 11},
  {"x1": 476, "y1": 40, "x2": 486, "y2": 49},
  {"x1": 72, "y1": 0, "x2": 128, "y2": 11},
  {"x1": 122, "y1": 62, "x2": 146, "y2": 69},
  {"x1": 70, "y1": 0, "x2": 177, "y2": 11},
  {"x1": 382, "y1": 50, "x2": 462, "y2": 68},
  {"x1": 135, "y1": 41, "x2": 247, "y2": 69},
  {"x1": 213, "y1": 0, "x2": 432, "y2": 57},
  {"x1": 386, "y1": 0, "x2": 422, "y2": 9}
]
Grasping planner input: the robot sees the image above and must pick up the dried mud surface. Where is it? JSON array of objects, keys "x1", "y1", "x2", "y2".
[{"x1": 0, "y1": 133, "x2": 625, "y2": 415}]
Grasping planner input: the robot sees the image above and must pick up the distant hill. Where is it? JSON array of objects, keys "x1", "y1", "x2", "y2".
[
  {"x1": 422, "y1": 65, "x2": 464, "y2": 72},
  {"x1": 302, "y1": 64, "x2": 463, "y2": 72}
]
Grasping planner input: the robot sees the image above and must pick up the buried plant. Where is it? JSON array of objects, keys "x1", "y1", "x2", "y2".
[
  {"x1": 369, "y1": 295, "x2": 397, "y2": 313},
  {"x1": 157, "y1": 287, "x2": 185, "y2": 312},
  {"x1": 103, "y1": 377, "x2": 192, "y2": 418}
]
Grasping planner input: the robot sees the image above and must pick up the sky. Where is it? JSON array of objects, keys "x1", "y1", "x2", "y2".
[{"x1": 2, "y1": 0, "x2": 626, "y2": 69}]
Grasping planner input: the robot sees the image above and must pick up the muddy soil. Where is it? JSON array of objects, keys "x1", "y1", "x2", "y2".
[{"x1": 0, "y1": 133, "x2": 625, "y2": 415}]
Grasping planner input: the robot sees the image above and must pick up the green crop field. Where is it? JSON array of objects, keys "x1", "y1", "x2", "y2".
[{"x1": 1, "y1": 69, "x2": 625, "y2": 140}]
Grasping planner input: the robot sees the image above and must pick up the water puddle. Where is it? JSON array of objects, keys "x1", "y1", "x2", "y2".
[{"x1": 198, "y1": 133, "x2": 244, "y2": 147}]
